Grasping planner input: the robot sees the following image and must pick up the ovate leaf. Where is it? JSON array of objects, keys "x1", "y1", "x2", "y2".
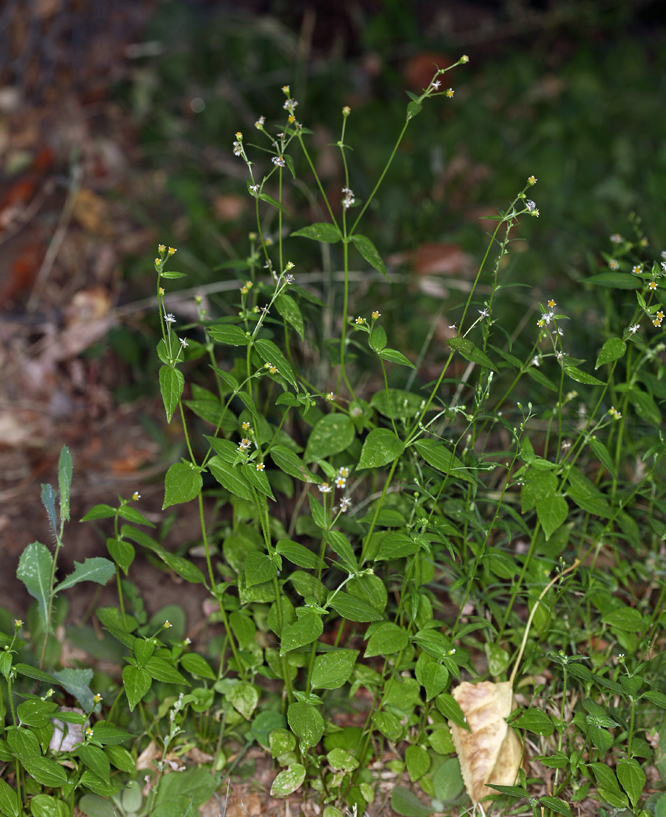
[{"x1": 159, "y1": 366, "x2": 184, "y2": 423}]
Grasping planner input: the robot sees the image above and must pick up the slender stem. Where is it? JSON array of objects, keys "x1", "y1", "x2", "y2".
[{"x1": 39, "y1": 537, "x2": 63, "y2": 669}]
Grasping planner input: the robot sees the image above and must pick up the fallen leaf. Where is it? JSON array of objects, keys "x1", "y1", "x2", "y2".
[
  {"x1": 449, "y1": 681, "x2": 522, "y2": 804},
  {"x1": 136, "y1": 739, "x2": 160, "y2": 770}
]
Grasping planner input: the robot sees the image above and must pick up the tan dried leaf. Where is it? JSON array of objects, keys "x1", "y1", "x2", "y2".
[{"x1": 449, "y1": 681, "x2": 522, "y2": 804}]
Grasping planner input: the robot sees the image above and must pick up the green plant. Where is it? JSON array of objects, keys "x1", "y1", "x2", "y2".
[{"x1": 3, "y1": 54, "x2": 666, "y2": 817}]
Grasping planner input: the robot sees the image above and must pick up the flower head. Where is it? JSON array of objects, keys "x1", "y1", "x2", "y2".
[
  {"x1": 338, "y1": 466, "x2": 350, "y2": 478},
  {"x1": 164, "y1": 620, "x2": 172, "y2": 629},
  {"x1": 242, "y1": 421, "x2": 251, "y2": 431},
  {"x1": 608, "y1": 259, "x2": 619, "y2": 270},
  {"x1": 355, "y1": 316, "x2": 363, "y2": 325},
  {"x1": 256, "y1": 462, "x2": 265, "y2": 472},
  {"x1": 238, "y1": 438, "x2": 251, "y2": 451},
  {"x1": 168, "y1": 247, "x2": 176, "y2": 255},
  {"x1": 14, "y1": 619, "x2": 23, "y2": 629},
  {"x1": 525, "y1": 200, "x2": 536, "y2": 212},
  {"x1": 340, "y1": 497, "x2": 352, "y2": 512},
  {"x1": 632, "y1": 265, "x2": 642, "y2": 275},
  {"x1": 132, "y1": 492, "x2": 141, "y2": 501},
  {"x1": 272, "y1": 156, "x2": 286, "y2": 167},
  {"x1": 326, "y1": 392, "x2": 335, "y2": 401},
  {"x1": 430, "y1": 80, "x2": 441, "y2": 91},
  {"x1": 342, "y1": 106, "x2": 351, "y2": 116},
  {"x1": 649, "y1": 281, "x2": 658, "y2": 290},
  {"x1": 158, "y1": 244, "x2": 166, "y2": 253},
  {"x1": 547, "y1": 299, "x2": 556, "y2": 308},
  {"x1": 628, "y1": 324, "x2": 640, "y2": 334},
  {"x1": 165, "y1": 313, "x2": 176, "y2": 324},
  {"x1": 528, "y1": 175, "x2": 537, "y2": 185},
  {"x1": 179, "y1": 337, "x2": 188, "y2": 348},
  {"x1": 254, "y1": 116, "x2": 266, "y2": 129},
  {"x1": 93, "y1": 693, "x2": 103, "y2": 704},
  {"x1": 445, "y1": 88, "x2": 454, "y2": 98},
  {"x1": 318, "y1": 482, "x2": 332, "y2": 494},
  {"x1": 610, "y1": 234, "x2": 623, "y2": 243},
  {"x1": 335, "y1": 476, "x2": 346, "y2": 489},
  {"x1": 85, "y1": 727, "x2": 94, "y2": 738},
  {"x1": 371, "y1": 311, "x2": 381, "y2": 320}
]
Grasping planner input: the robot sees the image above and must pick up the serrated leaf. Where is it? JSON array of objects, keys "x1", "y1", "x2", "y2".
[
  {"x1": 270, "y1": 445, "x2": 319, "y2": 483},
  {"x1": 536, "y1": 495, "x2": 568, "y2": 540},
  {"x1": 208, "y1": 324, "x2": 250, "y2": 346},
  {"x1": 564, "y1": 365, "x2": 605, "y2": 386},
  {"x1": 511, "y1": 708, "x2": 554, "y2": 736},
  {"x1": 617, "y1": 758, "x2": 645, "y2": 808},
  {"x1": 271, "y1": 764, "x2": 306, "y2": 797},
  {"x1": 539, "y1": 796, "x2": 572, "y2": 816},
  {"x1": 379, "y1": 348, "x2": 415, "y2": 367},
  {"x1": 162, "y1": 463, "x2": 203, "y2": 509},
  {"x1": 41, "y1": 483, "x2": 58, "y2": 532},
  {"x1": 448, "y1": 336, "x2": 497, "y2": 371},
  {"x1": 276, "y1": 539, "x2": 319, "y2": 570},
  {"x1": 304, "y1": 414, "x2": 355, "y2": 463},
  {"x1": 52, "y1": 667, "x2": 96, "y2": 711},
  {"x1": 122, "y1": 665, "x2": 151, "y2": 711},
  {"x1": 595, "y1": 337, "x2": 627, "y2": 369},
  {"x1": 291, "y1": 223, "x2": 341, "y2": 242},
  {"x1": 275, "y1": 293, "x2": 304, "y2": 341},
  {"x1": 208, "y1": 456, "x2": 254, "y2": 501},
  {"x1": 327, "y1": 592, "x2": 383, "y2": 622},
  {"x1": 16, "y1": 542, "x2": 53, "y2": 626},
  {"x1": 254, "y1": 338, "x2": 298, "y2": 390},
  {"x1": 365, "y1": 623, "x2": 408, "y2": 658},
  {"x1": 413, "y1": 439, "x2": 475, "y2": 484},
  {"x1": 244, "y1": 551, "x2": 278, "y2": 587},
  {"x1": 21, "y1": 756, "x2": 67, "y2": 788},
  {"x1": 351, "y1": 234, "x2": 387, "y2": 277},
  {"x1": 288, "y1": 702, "x2": 324, "y2": 750},
  {"x1": 280, "y1": 612, "x2": 323, "y2": 655},
  {"x1": 159, "y1": 366, "x2": 184, "y2": 423},
  {"x1": 106, "y1": 538, "x2": 135, "y2": 575},
  {"x1": 55, "y1": 557, "x2": 115, "y2": 592},
  {"x1": 357, "y1": 428, "x2": 404, "y2": 469},
  {"x1": 311, "y1": 650, "x2": 358, "y2": 690}
]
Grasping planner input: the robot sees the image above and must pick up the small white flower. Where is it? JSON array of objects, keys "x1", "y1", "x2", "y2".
[
  {"x1": 629, "y1": 324, "x2": 639, "y2": 334},
  {"x1": 272, "y1": 156, "x2": 286, "y2": 167},
  {"x1": 165, "y1": 313, "x2": 176, "y2": 323},
  {"x1": 285, "y1": 274, "x2": 295, "y2": 284},
  {"x1": 132, "y1": 491, "x2": 141, "y2": 501},
  {"x1": 326, "y1": 392, "x2": 335, "y2": 401},
  {"x1": 610, "y1": 234, "x2": 623, "y2": 243},
  {"x1": 430, "y1": 80, "x2": 441, "y2": 91},
  {"x1": 556, "y1": 351, "x2": 564, "y2": 361},
  {"x1": 335, "y1": 476, "x2": 346, "y2": 489},
  {"x1": 318, "y1": 482, "x2": 332, "y2": 494},
  {"x1": 179, "y1": 337, "x2": 189, "y2": 348},
  {"x1": 532, "y1": 356, "x2": 540, "y2": 367},
  {"x1": 249, "y1": 184, "x2": 259, "y2": 195},
  {"x1": 478, "y1": 308, "x2": 489, "y2": 318},
  {"x1": 661, "y1": 261, "x2": 666, "y2": 273},
  {"x1": 553, "y1": 327, "x2": 564, "y2": 336},
  {"x1": 525, "y1": 199, "x2": 536, "y2": 212},
  {"x1": 340, "y1": 497, "x2": 352, "y2": 512}
]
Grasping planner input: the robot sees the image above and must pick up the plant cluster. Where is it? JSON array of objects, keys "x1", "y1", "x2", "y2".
[{"x1": 2, "y1": 57, "x2": 666, "y2": 817}]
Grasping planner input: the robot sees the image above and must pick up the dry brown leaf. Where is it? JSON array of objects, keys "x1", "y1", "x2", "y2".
[{"x1": 449, "y1": 681, "x2": 522, "y2": 804}]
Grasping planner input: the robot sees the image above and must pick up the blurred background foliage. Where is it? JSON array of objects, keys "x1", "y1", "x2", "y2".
[{"x1": 109, "y1": 0, "x2": 666, "y2": 393}]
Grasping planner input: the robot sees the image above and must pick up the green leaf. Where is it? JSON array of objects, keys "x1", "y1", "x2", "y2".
[
  {"x1": 511, "y1": 708, "x2": 554, "y2": 736},
  {"x1": 365, "y1": 623, "x2": 408, "y2": 658},
  {"x1": 525, "y1": 366, "x2": 557, "y2": 391},
  {"x1": 78, "y1": 744, "x2": 110, "y2": 781},
  {"x1": 536, "y1": 495, "x2": 568, "y2": 540},
  {"x1": 280, "y1": 612, "x2": 323, "y2": 655},
  {"x1": 422, "y1": 663, "x2": 449, "y2": 701},
  {"x1": 448, "y1": 336, "x2": 497, "y2": 371},
  {"x1": 208, "y1": 324, "x2": 250, "y2": 346},
  {"x1": 78, "y1": 797, "x2": 117, "y2": 817},
  {"x1": 14, "y1": 664, "x2": 57, "y2": 686},
  {"x1": 269, "y1": 728, "x2": 296, "y2": 757},
  {"x1": 372, "y1": 710, "x2": 403, "y2": 742},
  {"x1": 208, "y1": 456, "x2": 254, "y2": 501},
  {"x1": 590, "y1": 762, "x2": 621, "y2": 792},
  {"x1": 588, "y1": 437, "x2": 616, "y2": 478},
  {"x1": 276, "y1": 539, "x2": 319, "y2": 570},
  {"x1": 58, "y1": 445, "x2": 73, "y2": 524},
  {"x1": 413, "y1": 439, "x2": 475, "y2": 483},
  {"x1": 244, "y1": 552, "x2": 278, "y2": 587},
  {"x1": 0, "y1": 779, "x2": 20, "y2": 817},
  {"x1": 275, "y1": 294, "x2": 305, "y2": 341},
  {"x1": 79, "y1": 771, "x2": 120, "y2": 797},
  {"x1": 521, "y1": 469, "x2": 558, "y2": 512},
  {"x1": 311, "y1": 650, "x2": 358, "y2": 690},
  {"x1": 80, "y1": 504, "x2": 117, "y2": 521},
  {"x1": 369, "y1": 326, "x2": 387, "y2": 352},
  {"x1": 327, "y1": 592, "x2": 383, "y2": 622},
  {"x1": 357, "y1": 428, "x2": 404, "y2": 470},
  {"x1": 629, "y1": 386, "x2": 661, "y2": 427},
  {"x1": 270, "y1": 446, "x2": 319, "y2": 483},
  {"x1": 90, "y1": 725, "x2": 133, "y2": 745},
  {"x1": 52, "y1": 667, "x2": 96, "y2": 711},
  {"x1": 642, "y1": 690, "x2": 666, "y2": 708},
  {"x1": 254, "y1": 338, "x2": 298, "y2": 390},
  {"x1": 391, "y1": 786, "x2": 433, "y2": 817},
  {"x1": 258, "y1": 192, "x2": 289, "y2": 214},
  {"x1": 122, "y1": 665, "x2": 151, "y2": 711},
  {"x1": 405, "y1": 745, "x2": 430, "y2": 783},
  {"x1": 564, "y1": 365, "x2": 605, "y2": 386},
  {"x1": 117, "y1": 505, "x2": 155, "y2": 526},
  {"x1": 429, "y1": 726, "x2": 454, "y2": 754},
  {"x1": 106, "y1": 538, "x2": 135, "y2": 575},
  {"x1": 595, "y1": 337, "x2": 627, "y2": 369},
  {"x1": 379, "y1": 348, "x2": 415, "y2": 367},
  {"x1": 291, "y1": 223, "x2": 341, "y2": 243},
  {"x1": 159, "y1": 270, "x2": 186, "y2": 279},
  {"x1": 229, "y1": 611, "x2": 256, "y2": 649},
  {"x1": 162, "y1": 463, "x2": 203, "y2": 509},
  {"x1": 582, "y1": 272, "x2": 640, "y2": 289},
  {"x1": 16, "y1": 700, "x2": 57, "y2": 728},
  {"x1": 602, "y1": 606, "x2": 645, "y2": 632},
  {"x1": 325, "y1": 530, "x2": 357, "y2": 573},
  {"x1": 617, "y1": 758, "x2": 645, "y2": 808},
  {"x1": 288, "y1": 702, "x2": 324, "y2": 750},
  {"x1": 159, "y1": 366, "x2": 184, "y2": 423},
  {"x1": 433, "y1": 757, "x2": 464, "y2": 803},
  {"x1": 21, "y1": 756, "x2": 67, "y2": 789},
  {"x1": 271, "y1": 764, "x2": 307, "y2": 797},
  {"x1": 16, "y1": 542, "x2": 53, "y2": 627},
  {"x1": 538, "y1": 796, "x2": 572, "y2": 817},
  {"x1": 55, "y1": 557, "x2": 115, "y2": 592},
  {"x1": 351, "y1": 234, "x2": 387, "y2": 278},
  {"x1": 436, "y1": 693, "x2": 470, "y2": 731},
  {"x1": 227, "y1": 682, "x2": 259, "y2": 720},
  {"x1": 304, "y1": 414, "x2": 355, "y2": 463},
  {"x1": 41, "y1": 483, "x2": 58, "y2": 532},
  {"x1": 327, "y1": 747, "x2": 359, "y2": 772},
  {"x1": 144, "y1": 656, "x2": 189, "y2": 685},
  {"x1": 180, "y1": 653, "x2": 216, "y2": 680},
  {"x1": 566, "y1": 467, "x2": 612, "y2": 518}
]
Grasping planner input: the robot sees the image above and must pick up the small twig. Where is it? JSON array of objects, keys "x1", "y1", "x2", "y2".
[
  {"x1": 509, "y1": 559, "x2": 580, "y2": 686},
  {"x1": 26, "y1": 162, "x2": 82, "y2": 313}
]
